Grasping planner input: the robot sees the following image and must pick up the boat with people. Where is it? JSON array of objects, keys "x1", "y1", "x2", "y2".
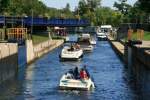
[
  {"x1": 59, "y1": 66, "x2": 95, "y2": 91},
  {"x1": 77, "y1": 33, "x2": 94, "y2": 52},
  {"x1": 96, "y1": 25, "x2": 112, "y2": 40},
  {"x1": 97, "y1": 32, "x2": 107, "y2": 40},
  {"x1": 59, "y1": 43, "x2": 83, "y2": 61}
]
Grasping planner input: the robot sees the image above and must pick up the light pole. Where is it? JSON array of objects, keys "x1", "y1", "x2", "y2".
[{"x1": 31, "y1": 9, "x2": 33, "y2": 39}]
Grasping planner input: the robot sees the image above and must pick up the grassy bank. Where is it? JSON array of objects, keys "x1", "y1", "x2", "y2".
[
  {"x1": 32, "y1": 33, "x2": 49, "y2": 44},
  {"x1": 123, "y1": 31, "x2": 150, "y2": 41},
  {"x1": 142, "y1": 31, "x2": 150, "y2": 40},
  {"x1": 131, "y1": 31, "x2": 150, "y2": 41},
  {"x1": 32, "y1": 33, "x2": 65, "y2": 44}
]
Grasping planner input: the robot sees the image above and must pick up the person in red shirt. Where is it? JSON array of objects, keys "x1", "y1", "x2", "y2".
[{"x1": 80, "y1": 68, "x2": 88, "y2": 80}]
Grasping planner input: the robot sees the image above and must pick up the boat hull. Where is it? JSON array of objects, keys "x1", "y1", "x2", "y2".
[
  {"x1": 97, "y1": 36, "x2": 107, "y2": 41},
  {"x1": 60, "y1": 46, "x2": 83, "y2": 61},
  {"x1": 59, "y1": 54, "x2": 83, "y2": 61},
  {"x1": 59, "y1": 86, "x2": 89, "y2": 91},
  {"x1": 59, "y1": 75, "x2": 95, "y2": 91}
]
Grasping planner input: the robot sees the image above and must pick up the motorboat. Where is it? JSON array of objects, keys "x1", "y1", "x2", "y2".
[
  {"x1": 97, "y1": 32, "x2": 107, "y2": 40},
  {"x1": 80, "y1": 45, "x2": 93, "y2": 51},
  {"x1": 64, "y1": 36, "x2": 69, "y2": 42},
  {"x1": 77, "y1": 34, "x2": 94, "y2": 52},
  {"x1": 60, "y1": 45, "x2": 83, "y2": 61},
  {"x1": 90, "y1": 38, "x2": 96, "y2": 45},
  {"x1": 59, "y1": 69, "x2": 95, "y2": 91}
]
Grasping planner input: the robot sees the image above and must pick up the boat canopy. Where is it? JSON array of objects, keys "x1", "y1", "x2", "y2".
[{"x1": 101, "y1": 25, "x2": 112, "y2": 29}]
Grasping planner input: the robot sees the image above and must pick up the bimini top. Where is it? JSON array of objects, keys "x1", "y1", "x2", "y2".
[
  {"x1": 101, "y1": 25, "x2": 112, "y2": 29},
  {"x1": 80, "y1": 34, "x2": 90, "y2": 39}
]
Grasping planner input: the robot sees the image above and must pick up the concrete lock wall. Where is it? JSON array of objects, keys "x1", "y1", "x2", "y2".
[
  {"x1": 0, "y1": 43, "x2": 18, "y2": 84},
  {"x1": 134, "y1": 48, "x2": 150, "y2": 100},
  {"x1": 26, "y1": 39, "x2": 64, "y2": 64},
  {"x1": 0, "y1": 29, "x2": 5, "y2": 41}
]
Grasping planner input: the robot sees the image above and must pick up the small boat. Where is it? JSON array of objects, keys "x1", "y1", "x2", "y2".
[
  {"x1": 64, "y1": 36, "x2": 69, "y2": 42},
  {"x1": 60, "y1": 44, "x2": 83, "y2": 61},
  {"x1": 90, "y1": 38, "x2": 96, "y2": 45},
  {"x1": 97, "y1": 32, "x2": 107, "y2": 40},
  {"x1": 59, "y1": 70, "x2": 95, "y2": 91},
  {"x1": 80, "y1": 45, "x2": 93, "y2": 52},
  {"x1": 77, "y1": 34, "x2": 94, "y2": 52}
]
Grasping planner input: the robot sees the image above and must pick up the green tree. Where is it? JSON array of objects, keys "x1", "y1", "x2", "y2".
[
  {"x1": 95, "y1": 7, "x2": 122, "y2": 26},
  {"x1": 114, "y1": 0, "x2": 131, "y2": 15},
  {"x1": 77, "y1": 0, "x2": 101, "y2": 25},
  {"x1": 138, "y1": 0, "x2": 150, "y2": 13},
  {"x1": 0, "y1": 0, "x2": 10, "y2": 14}
]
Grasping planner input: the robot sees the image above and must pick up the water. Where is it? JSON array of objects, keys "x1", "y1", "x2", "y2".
[{"x1": 0, "y1": 40, "x2": 139, "y2": 100}]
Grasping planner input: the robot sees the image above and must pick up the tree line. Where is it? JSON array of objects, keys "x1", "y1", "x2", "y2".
[{"x1": 0, "y1": 0, "x2": 149, "y2": 26}]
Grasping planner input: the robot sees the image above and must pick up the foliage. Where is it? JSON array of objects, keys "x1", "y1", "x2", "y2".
[
  {"x1": 95, "y1": 7, "x2": 123, "y2": 26},
  {"x1": 0, "y1": 0, "x2": 74, "y2": 18},
  {"x1": 138, "y1": 0, "x2": 150, "y2": 13},
  {"x1": 0, "y1": 0, "x2": 149, "y2": 26},
  {"x1": 114, "y1": 0, "x2": 131, "y2": 15},
  {"x1": 76, "y1": 0, "x2": 101, "y2": 25}
]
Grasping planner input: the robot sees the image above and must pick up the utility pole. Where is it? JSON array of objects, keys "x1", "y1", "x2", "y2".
[{"x1": 31, "y1": 9, "x2": 33, "y2": 39}]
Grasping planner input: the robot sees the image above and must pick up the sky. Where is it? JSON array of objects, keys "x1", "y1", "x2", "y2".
[{"x1": 40, "y1": 0, "x2": 137, "y2": 11}]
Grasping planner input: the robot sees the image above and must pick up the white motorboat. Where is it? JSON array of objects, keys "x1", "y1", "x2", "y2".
[
  {"x1": 90, "y1": 38, "x2": 97, "y2": 45},
  {"x1": 97, "y1": 32, "x2": 107, "y2": 40},
  {"x1": 80, "y1": 45, "x2": 93, "y2": 51},
  {"x1": 64, "y1": 36, "x2": 69, "y2": 42},
  {"x1": 78, "y1": 34, "x2": 94, "y2": 52},
  {"x1": 59, "y1": 71, "x2": 95, "y2": 91},
  {"x1": 60, "y1": 45, "x2": 83, "y2": 61}
]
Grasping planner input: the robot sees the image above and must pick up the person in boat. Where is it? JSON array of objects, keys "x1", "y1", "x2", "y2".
[
  {"x1": 80, "y1": 68, "x2": 88, "y2": 80},
  {"x1": 74, "y1": 43, "x2": 80, "y2": 50},
  {"x1": 70, "y1": 44, "x2": 74, "y2": 51},
  {"x1": 73, "y1": 67, "x2": 79, "y2": 79},
  {"x1": 83, "y1": 65, "x2": 90, "y2": 78},
  {"x1": 66, "y1": 69, "x2": 74, "y2": 79}
]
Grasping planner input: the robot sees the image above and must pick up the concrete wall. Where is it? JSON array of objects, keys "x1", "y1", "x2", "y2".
[
  {"x1": 0, "y1": 43, "x2": 18, "y2": 83},
  {"x1": 26, "y1": 39, "x2": 64, "y2": 64},
  {"x1": 133, "y1": 47, "x2": 150, "y2": 100},
  {"x1": 0, "y1": 29, "x2": 5, "y2": 41}
]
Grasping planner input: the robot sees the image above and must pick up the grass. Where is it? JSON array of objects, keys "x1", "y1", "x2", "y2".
[
  {"x1": 32, "y1": 33, "x2": 65, "y2": 44},
  {"x1": 131, "y1": 31, "x2": 150, "y2": 41},
  {"x1": 143, "y1": 31, "x2": 150, "y2": 40},
  {"x1": 52, "y1": 36, "x2": 65, "y2": 40},
  {"x1": 123, "y1": 31, "x2": 150, "y2": 41},
  {"x1": 32, "y1": 33, "x2": 49, "y2": 45}
]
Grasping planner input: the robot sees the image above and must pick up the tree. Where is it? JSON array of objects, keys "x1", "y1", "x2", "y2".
[
  {"x1": 87, "y1": 0, "x2": 101, "y2": 11},
  {"x1": 114, "y1": 0, "x2": 131, "y2": 15},
  {"x1": 77, "y1": 0, "x2": 101, "y2": 25},
  {"x1": 61, "y1": 3, "x2": 73, "y2": 18},
  {"x1": 138, "y1": 0, "x2": 150, "y2": 13},
  {"x1": 0, "y1": 0, "x2": 10, "y2": 14},
  {"x1": 95, "y1": 7, "x2": 122, "y2": 26}
]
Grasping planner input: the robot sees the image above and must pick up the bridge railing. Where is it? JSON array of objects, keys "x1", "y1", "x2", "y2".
[{"x1": 0, "y1": 16, "x2": 90, "y2": 27}]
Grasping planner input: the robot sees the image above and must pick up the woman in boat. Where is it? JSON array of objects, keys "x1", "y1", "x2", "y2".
[
  {"x1": 83, "y1": 65, "x2": 90, "y2": 78},
  {"x1": 80, "y1": 68, "x2": 88, "y2": 80},
  {"x1": 74, "y1": 43, "x2": 80, "y2": 50}
]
